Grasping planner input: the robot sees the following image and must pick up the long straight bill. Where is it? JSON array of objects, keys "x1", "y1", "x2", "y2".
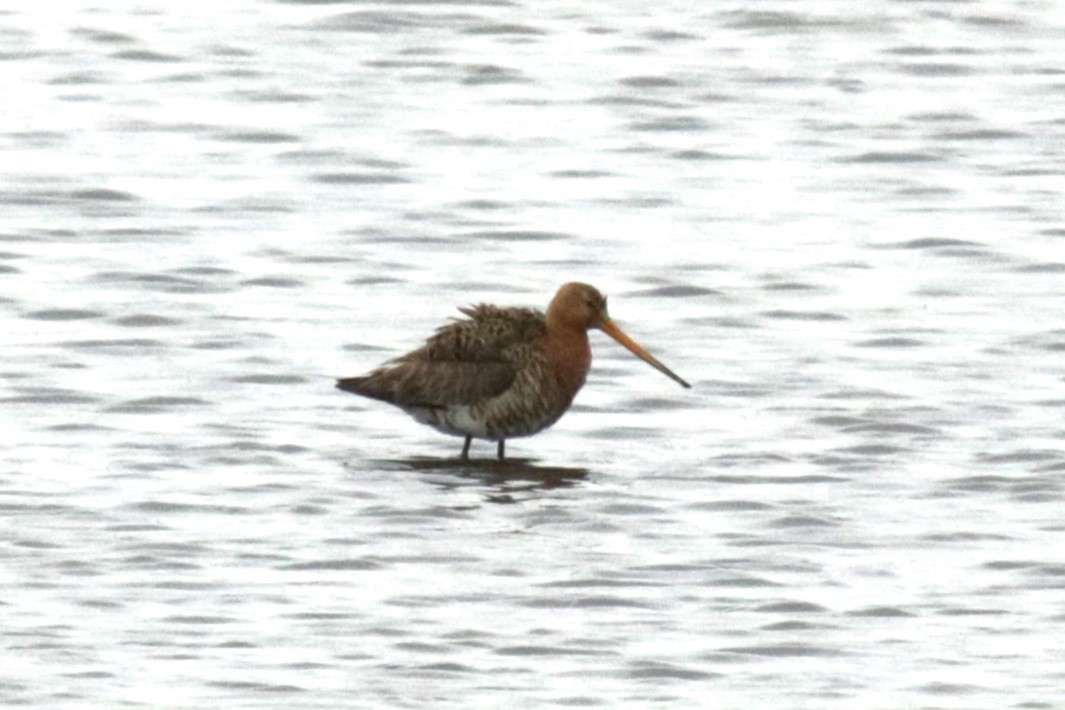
[{"x1": 599, "y1": 319, "x2": 691, "y2": 389}]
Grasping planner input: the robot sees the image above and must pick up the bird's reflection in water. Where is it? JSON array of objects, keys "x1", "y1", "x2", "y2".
[{"x1": 375, "y1": 457, "x2": 589, "y2": 501}]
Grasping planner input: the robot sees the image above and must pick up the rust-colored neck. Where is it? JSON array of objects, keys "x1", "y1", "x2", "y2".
[{"x1": 543, "y1": 323, "x2": 592, "y2": 399}]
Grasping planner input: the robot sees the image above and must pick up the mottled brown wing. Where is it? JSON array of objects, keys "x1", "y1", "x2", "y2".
[
  {"x1": 426, "y1": 305, "x2": 545, "y2": 362},
  {"x1": 337, "y1": 305, "x2": 546, "y2": 407},
  {"x1": 337, "y1": 360, "x2": 515, "y2": 407}
]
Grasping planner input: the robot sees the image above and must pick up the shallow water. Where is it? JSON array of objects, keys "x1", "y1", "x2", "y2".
[{"x1": 4, "y1": 1, "x2": 1065, "y2": 708}]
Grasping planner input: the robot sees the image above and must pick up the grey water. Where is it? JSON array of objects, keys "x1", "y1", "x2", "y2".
[{"x1": 3, "y1": 1, "x2": 1065, "y2": 707}]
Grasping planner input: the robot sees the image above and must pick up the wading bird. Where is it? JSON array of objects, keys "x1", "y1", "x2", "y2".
[{"x1": 337, "y1": 282, "x2": 690, "y2": 460}]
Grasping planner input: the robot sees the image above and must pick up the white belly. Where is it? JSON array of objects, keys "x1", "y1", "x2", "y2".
[
  {"x1": 398, "y1": 402, "x2": 565, "y2": 441},
  {"x1": 403, "y1": 405, "x2": 489, "y2": 439}
]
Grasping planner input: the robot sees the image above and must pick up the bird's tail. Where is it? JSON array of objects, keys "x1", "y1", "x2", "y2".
[{"x1": 337, "y1": 376, "x2": 372, "y2": 396}]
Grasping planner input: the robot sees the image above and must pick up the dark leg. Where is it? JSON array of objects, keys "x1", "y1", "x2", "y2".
[
  {"x1": 497, "y1": 439, "x2": 505, "y2": 461},
  {"x1": 461, "y1": 436, "x2": 471, "y2": 461}
]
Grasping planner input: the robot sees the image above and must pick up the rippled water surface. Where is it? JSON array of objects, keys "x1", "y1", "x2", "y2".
[{"x1": 4, "y1": 1, "x2": 1065, "y2": 708}]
